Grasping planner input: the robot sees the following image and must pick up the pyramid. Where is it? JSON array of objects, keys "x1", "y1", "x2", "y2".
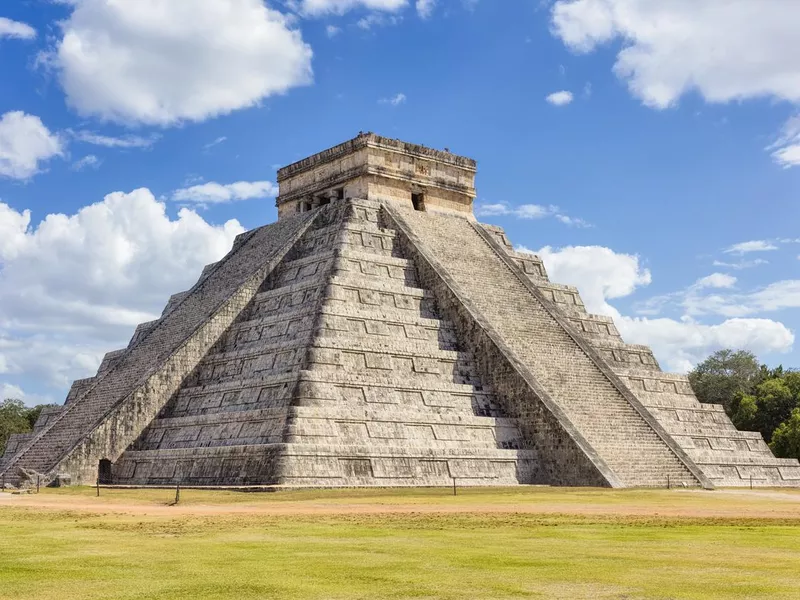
[{"x1": 2, "y1": 134, "x2": 799, "y2": 489}]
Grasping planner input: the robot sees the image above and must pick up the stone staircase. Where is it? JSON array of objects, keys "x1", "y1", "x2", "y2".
[
  {"x1": 0, "y1": 213, "x2": 314, "y2": 486},
  {"x1": 113, "y1": 199, "x2": 536, "y2": 487},
  {"x1": 387, "y1": 205, "x2": 705, "y2": 488},
  {"x1": 478, "y1": 223, "x2": 800, "y2": 487}
]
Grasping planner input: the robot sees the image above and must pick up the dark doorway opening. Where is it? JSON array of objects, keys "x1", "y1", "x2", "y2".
[
  {"x1": 411, "y1": 193, "x2": 425, "y2": 212},
  {"x1": 98, "y1": 459, "x2": 113, "y2": 484}
]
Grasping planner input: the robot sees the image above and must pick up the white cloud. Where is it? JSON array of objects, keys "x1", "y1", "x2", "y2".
[
  {"x1": 555, "y1": 214, "x2": 591, "y2": 228},
  {"x1": 326, "y1": 25, "x2": 342, "y2": 37},
  {"x1": 546, "y1": 90, "x2": 574, "y2": 106},
  {"x1": 712, "y1": 258, "x2": 769, "y2": 270},
  {"x1": 640, "y1": 277, "x2": 800, "y2": 320},
  {"x1": 768, "y1": 114, "x2": 800, "y2": 168},
  {"x1": 618, "y1": 317, "x2": 794, "y2": 374},
  {"x1": 202, "y1": 136, "x2": 227, "y2": 151},
  {"x1": 0, "y1": 190, "x2": 244, "y2": 391},
  {"x1": 358, "y1": 13, "x2": 403, "y2": 29},
  {"x1": 724, "y1": 240, "x2": 779, "y2": 255},
  {"x1": 0, "y1": 17, "x2": 36, "y2": 40},
  {"x1": 695, "y1": 273, "x2": 737, "y2": 289},
  {"x1": 416, "y1": 0, "x2": 435, "y2": 19},
  {"x1": 551, "y1": 0, "x2": 800, "y2": 109},
  {"x1": 172, "y1": 181, "x2": 279, "y2": 205},
  {"x1": 1, "y1": 383, "x2": 25, "y2": 400},
  {"x1": 71, "y1": 155, "x2": 101, "y2": 171},
  {"x1": 298, "y1": 0, "x2": 407, "y2": 16},
  {"x1": 72, "y1": 131, "x2": 160, "y2": 149},
  {"x1": 380, "y1": 93, "x2": 407, "y2": 106},
  {"x1": 521, "y1": 244, "x2": 794, "y2": 372},
  {"x1": 533, "y1": 245, "x2": 652, "y2": 315},
  {"x1": 477, "y1": 202, "x2": 591, "y2": 227},
  {"x1": 0, "y1": 382, "x2": 52, "y2": 407},
  {"x1": 0, "y1": 111, "x2": 65, "y2": 180},
  {"x1": 50, "y1": 0, "x2": 313, "y2": 126}
]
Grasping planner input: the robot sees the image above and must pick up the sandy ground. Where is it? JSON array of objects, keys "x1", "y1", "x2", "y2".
[{"x1": 2, "y1": 488, "x2": 800, "y2": 519}]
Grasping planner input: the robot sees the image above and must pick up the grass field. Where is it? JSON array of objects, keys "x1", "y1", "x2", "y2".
[{"x1": 2, "y1": 486, "x2": 800, "y2": 599}]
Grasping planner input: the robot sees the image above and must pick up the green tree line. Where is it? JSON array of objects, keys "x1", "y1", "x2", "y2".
[
  {"x1": 688, "y1": 349, "x2": 800, "y2": 460},
  {"x1": 0, "y1": 399, "x2": 55, "y2": 457}
]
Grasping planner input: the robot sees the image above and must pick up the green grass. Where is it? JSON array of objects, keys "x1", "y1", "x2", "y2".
[{"x1": 2, "y1": 487, "x2": 800, "y2": 599}]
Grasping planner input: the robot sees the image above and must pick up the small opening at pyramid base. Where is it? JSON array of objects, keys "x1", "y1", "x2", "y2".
[
  {"x1": 98, "y1": 459, "x2": 113, "y2": 484},
  {"x1": 412, "y1": 192, "x2": 426, "y2": 211}
]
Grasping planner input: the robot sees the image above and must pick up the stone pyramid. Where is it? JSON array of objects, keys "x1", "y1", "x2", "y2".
[{"x1": 3, "y1": 134, "x2": 798, "y2": 489}]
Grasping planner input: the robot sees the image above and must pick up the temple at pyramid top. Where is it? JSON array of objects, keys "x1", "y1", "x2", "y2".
[{"x1": 276, "y1": 133, "x2": 477, "y2": 218}]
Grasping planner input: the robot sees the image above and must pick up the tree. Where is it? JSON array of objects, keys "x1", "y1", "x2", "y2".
[
  {"x1": 783, "y1": 371, "x2": 800, "y2": 398},
  {"x1": 0, "y1": 399, "x2": 32, "y2": 456},
  {"x1": 731, "y1": 393, "x2": 758, "y2": 431},
  {"x1": 688, "y1": 349, "x2": 762, "y2": 412},
  {"x1": 771, "y1": 408, "x2": 800, "y2": 460},
  {"x1": 754, "y1": 379, "x2": 799, "y2": 442}
]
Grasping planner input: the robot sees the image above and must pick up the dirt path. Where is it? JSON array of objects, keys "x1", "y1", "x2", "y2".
[{"x1": 3, "y1": 489, "x2": 800, "y2": 519}]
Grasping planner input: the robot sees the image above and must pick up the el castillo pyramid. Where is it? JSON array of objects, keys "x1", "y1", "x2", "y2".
[{"x1": 3, "y1": 133, "x2": 799, "y2": 489}]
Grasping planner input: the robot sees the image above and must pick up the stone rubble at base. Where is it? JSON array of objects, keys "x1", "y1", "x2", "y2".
[{"x1": 1, "y1": 133, "x2": 798, "y2": 489}]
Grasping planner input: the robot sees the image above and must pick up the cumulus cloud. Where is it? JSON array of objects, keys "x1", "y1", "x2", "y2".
[
  {"x1": 724, "y1": 240, "x2": 779, "y2": 255},
  {"x1": 695, "y1": 273, "x2": 737, "y2": 289},
  {"x1": 618, "y1": 317, "x2": 794, "y2": 374},
  {"x1": 0, "y1": 190, "x2": 244, "y2": 393},
  {"x1": 171, "y1": 181, "x2": 279, "y2": 205},
  {"x1": 518, "y1": 244, "x2": 794, "y2": 372},
  {"x1": 551, "y1": 0, "x2": 800, "y2": 109},
  {"x1": 49, "y1": 0, "x2": 313, "y2": 126},
  {"x1": 0, "y1": 383, "x2": 26, "y2": 401},
  {"x1": 0, "y1": 17, "x2": 36, "y2": 40},
  {"x1": 416, "y1": 0, "x2": 436, "y2": 19},
  {"x1": 0, "y1": 111, "x2": 65, "y2": 180},
  {"x1": 532, "y1": 245, "x2": 652, "y2": 315},
  {"x1": 297, "y1": 0, "x2": 407, "y2": 16},
  {"x1": 477, "y1": 202, "x2": 591, "y2": 227},
  {"x1": 546, "y1": 90, "x2": 574, "y2": 106}
]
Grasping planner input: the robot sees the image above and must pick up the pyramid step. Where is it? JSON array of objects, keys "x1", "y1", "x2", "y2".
[
  {"x1": 329, "y1": 271, "x2": 427, "y2": 296},
  {"x1": 113, "y1": 442, "x2": 537, "y2": 487},
  {"x1": 286, "y1": 407, "x2": 523, "y2": 449},
  {"x1": 268, "y1": 251, "x2": 334, "y2": 288},
  {"x1": 693, "y1": 456, "x2": 800, "y2": 486},
  {"x1": 130, "y1": 407, "x2": 289, "y2": 451},
  {"x1": 590, "y1": 339, "x2": 661, "y2": 372},
  {"x1": 636, "y1": 394, "x2": 720, "y2": 410},
  {"x1": 223, "y1": 306, "x2": 318, "y2": 352}
]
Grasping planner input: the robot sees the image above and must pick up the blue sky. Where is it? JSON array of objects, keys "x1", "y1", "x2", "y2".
[{"x1": 0, "y1": 0, "x2": 799, "y2": 405}]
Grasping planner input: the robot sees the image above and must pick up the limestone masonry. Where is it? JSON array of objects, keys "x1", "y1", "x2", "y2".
[{"x1": 2, "y1": 133, "x2": 798, "y2": 489}]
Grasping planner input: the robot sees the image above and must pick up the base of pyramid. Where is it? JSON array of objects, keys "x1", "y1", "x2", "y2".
[{"x1": 112, "y1": 443, "x2": 538, "y2": 487}]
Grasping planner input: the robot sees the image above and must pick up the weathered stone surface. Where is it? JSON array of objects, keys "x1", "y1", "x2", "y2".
[
  {"x1": 3, "y1": 133, "x2": 796, "y2": 488},
  {"x1": 0, "y1": 212, "x2": 315, "y2": 486}
]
